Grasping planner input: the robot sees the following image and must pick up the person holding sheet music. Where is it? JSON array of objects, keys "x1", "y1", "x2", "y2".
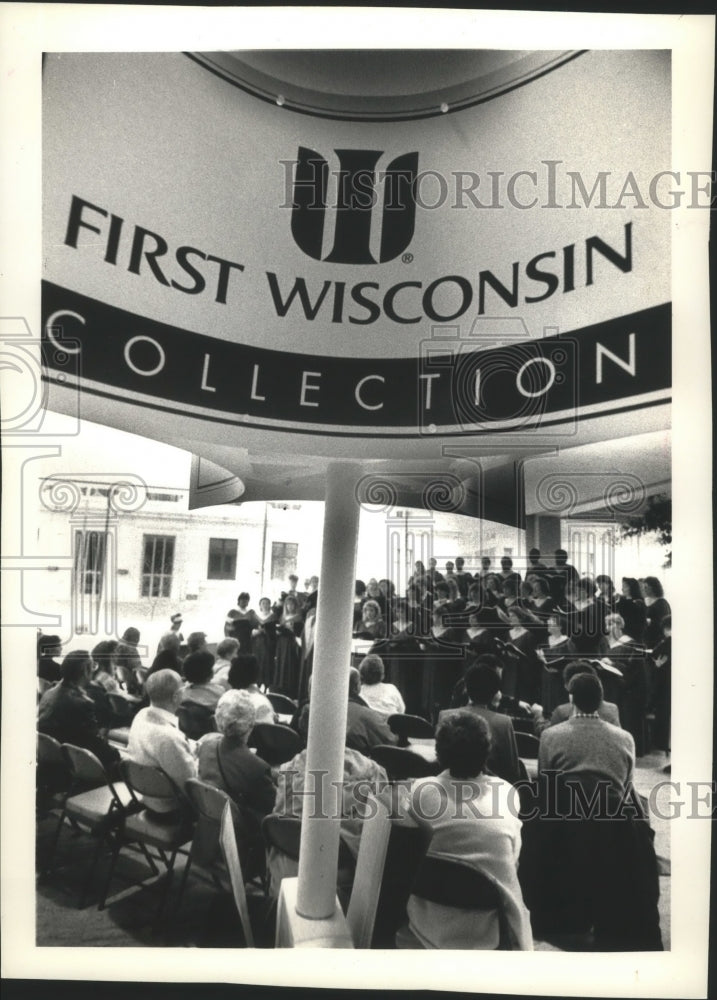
[
  {"x1": 604, "y1": 612, "x2": 649, "y2": 755},
  {"x1": 536, "y1": 614, "x2": 572, "y2": 717},
  {"x1": 494, "y1": 605, "x2": 541, "y2": 704},
  {"x1": 641, "y1": 576, "x2": 671, "y2": 651},
  {"x1": 616, "y1": 577, "x2": 647, "y2": 643},
  {"x1": 421, "y1": 605, "x2": 467, "y2": 723}
]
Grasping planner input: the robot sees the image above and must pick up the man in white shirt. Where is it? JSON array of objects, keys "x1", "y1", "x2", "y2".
[{"x1": 127, "y1": 668, "x2": 197, "y2": 812}]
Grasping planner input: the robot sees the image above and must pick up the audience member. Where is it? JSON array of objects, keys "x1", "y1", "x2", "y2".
[
  {"x1": 358, "y1": 654, "x2": 406, "y2": 719},
  {"x1": 198, "y1": 689, "x2": 276, "y2": 823},
  {"x1": 227, "y1": 654, "x2": 275, "y2": 723},
  {"x1": 345, "y1": 667, "x2": 398, "y2": 755},
  {"x1": 439, "y1": 664, "x2": 520, "y2": 786},
  {"x1": 406, "y1": 711, "x2": 532, "y2": 949},
  {"x1": 157, "y1": 612, "x2": 184, "y2": 656},
  {"x1": 212, "y1": 637, "x2": 240, "y2": 688},
  {"x1": 533, "y1": 661, "x2": 621, "y2": 732},
  {"x1": 127, "y1": 669, "x2": 197, "y2": 812},
  {"x1": 38, "y1": 649, "x2": 120, "y2": 771},
  {"x1": 178, "y1": 651, "x2": 223, "y2": 710},
  {"x1": 90, "y1": 639, "x2": 120, "y2": 692},
  {"x1": 114, "y1": 627, "x2": 144, "y2": 695},
  {"x1": 37, "y1": 634, "x2": 63, "y2": 683},
  {"x1": 538, "y1": 672, "x2": 635, "y2": 794}
]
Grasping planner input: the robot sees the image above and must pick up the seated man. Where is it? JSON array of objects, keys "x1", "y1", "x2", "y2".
[
  {"x1": 406, "y1": 711, "x2": 532, "y2": 949},
  {"x1": 532, "y1": 661, "x2": 621, "y2": 733},
  {"x1": 38, "y1": 649, "x2": 120, "y2": 772},
  {"x1": 127, "y1": 668, "x2": 198, "y2": 813},
  {"x1": 538, "y1": 672, "x2": 635, "y2": 794},
  {"x1": 345, "y1": 667, "x2": 398, "y2": 755},
  {"x1": 439, "y1": 664, "x2": 520, "y2": 786}
]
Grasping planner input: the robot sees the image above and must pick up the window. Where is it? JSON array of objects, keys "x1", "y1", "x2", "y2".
[
  {"x1": 74, "y1": 530, "x2": 106, "y2": 596},
  {"x1": 141, "y1": 535, "x2": 175, "y2": 597},
  {"x1": 208, "y1": 538, "x2": 238, "y2": 580},
  {"x1": 271, "y1": 541, "x2": 298, "y2": 582}
]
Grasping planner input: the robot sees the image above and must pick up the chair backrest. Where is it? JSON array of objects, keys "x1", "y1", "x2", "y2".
[
  {"x1": 412, "y1": 854, "x2": 502, "y2": 910},
  {"x1": 185, "y1": 778, "x2": 233, "y2": 867},
  {"x1": 262, "y1": 814, "x2": 355, "y2": 870},
  {"x1": 37, "y1": 732, "x2": 64, "y2": 767},
  {"x1": 509, "y1": 715, "x2": 536, "y2": 736},
  {"x1": 219, "y1": 801, "x2": 255, "y2": 947},
  {"x1": 514, "y1": 731, "x2": 540, "y2": 759},
  {"x1": 37, "y1": 732, "x2": 72, "y2": 794},
  {"x1": 249, "y1": 723, "x2": 302, "y2": 766},
  {"x1": 176, "y1": 702, "x2": 217, "y2": 740},
  {"x1": 62, "y1": 743, "x2": 111, "y2": 792},
  {"x1": 267, "y1": 692, "x2": 298, "y2": 716},
  {"x1": 346, "y1": 795, "x2": 392, "y2": 947},
  {"x1": 370, "y1": 814, "x2": 434, "y2": 948},
  {"x1": 367, "y1": 745, "x2": 437, "y2": 781},
  {"x1": 107, "y1": 693, "x2": 136, "y2": 725},
  {"x1": 120, "y1": 758, "x2": 184, "y2": 811},
  {"x1": 387, "y1": 714, "x2": 434, "y2": 746}
]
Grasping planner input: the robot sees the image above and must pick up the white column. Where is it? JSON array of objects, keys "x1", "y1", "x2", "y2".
[{"x1": 296, "y1": 461, "x2": 361, "y2": 919}]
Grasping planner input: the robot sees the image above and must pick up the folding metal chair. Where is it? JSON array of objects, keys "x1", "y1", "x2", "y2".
[
  {"x1": 106, "y1": 759, "x2": 194, "y2": 926},
  {"x1": 36, "y1": 732, "x2": 72, "y2": 817},
  {"x1": 175, "y1": 778, "x2": 265, "y2": 917},
  {"x1": 43, "y1": 743, "x2": 134, "y2": 908},
  {"x1": 220, "y1": 800, "x2": 255, "y2": 946}
]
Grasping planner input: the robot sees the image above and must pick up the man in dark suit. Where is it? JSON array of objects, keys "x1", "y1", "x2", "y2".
[
  {"x1": 439, "y1": 663, "x2": 521, "y2": 786},
  {"x1": 38, "y1": 648, "x2": 120, "y2": 771}
]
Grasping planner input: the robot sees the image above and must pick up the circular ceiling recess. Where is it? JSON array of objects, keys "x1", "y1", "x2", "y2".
[{"x1": 187, "y1": 49, "x2": 584, "y2": 121}]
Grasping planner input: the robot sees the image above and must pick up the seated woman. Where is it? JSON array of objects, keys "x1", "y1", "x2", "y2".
[
  {"x1": 212, "y1": 637, "x2": 240, "y2": 689},
  {"x1": 178, "y1": 651, "x2": 223, "y2": 710},
  {"x1": 354, "y1": 598, "x2": 386, "y2": 641},
  {"x1": 227, "y1": 653, "x2": 275, "y2": 724},
  {"x1": 405, "y1": 711, "x2": 532, "y2": 949},
  {"x1": 197, "y1": 689, "x2": 276, "y2": 825},
  {"x1": 90, "y1": 639, "x2": 120, "y2": 692},
  {"x1": 358, "y1": 653, "x2": 406, "y2": 720}
]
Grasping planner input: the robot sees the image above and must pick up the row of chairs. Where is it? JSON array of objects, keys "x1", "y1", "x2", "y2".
[{"x1": 38, "y1": 732, "x2": 524, "y2": 948}]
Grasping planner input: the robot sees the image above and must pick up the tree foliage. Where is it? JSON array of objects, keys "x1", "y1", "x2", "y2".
[{"x1": 619, "y1": 493, "x2": 672, "y2": 567}]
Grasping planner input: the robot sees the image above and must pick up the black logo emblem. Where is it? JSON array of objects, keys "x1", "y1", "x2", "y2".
[{"x1": 291, "y1": 146, "x2": 418, "y2": 264}]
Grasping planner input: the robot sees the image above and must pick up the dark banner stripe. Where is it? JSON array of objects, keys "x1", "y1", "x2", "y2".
[{"x1": 41, "y1": 280, "x2": 671, "y2": 430}]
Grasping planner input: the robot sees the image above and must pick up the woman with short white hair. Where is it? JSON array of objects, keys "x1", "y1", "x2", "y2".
[{"x1": 198, "y1": 689, "x2": 276, "y2": 821}]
